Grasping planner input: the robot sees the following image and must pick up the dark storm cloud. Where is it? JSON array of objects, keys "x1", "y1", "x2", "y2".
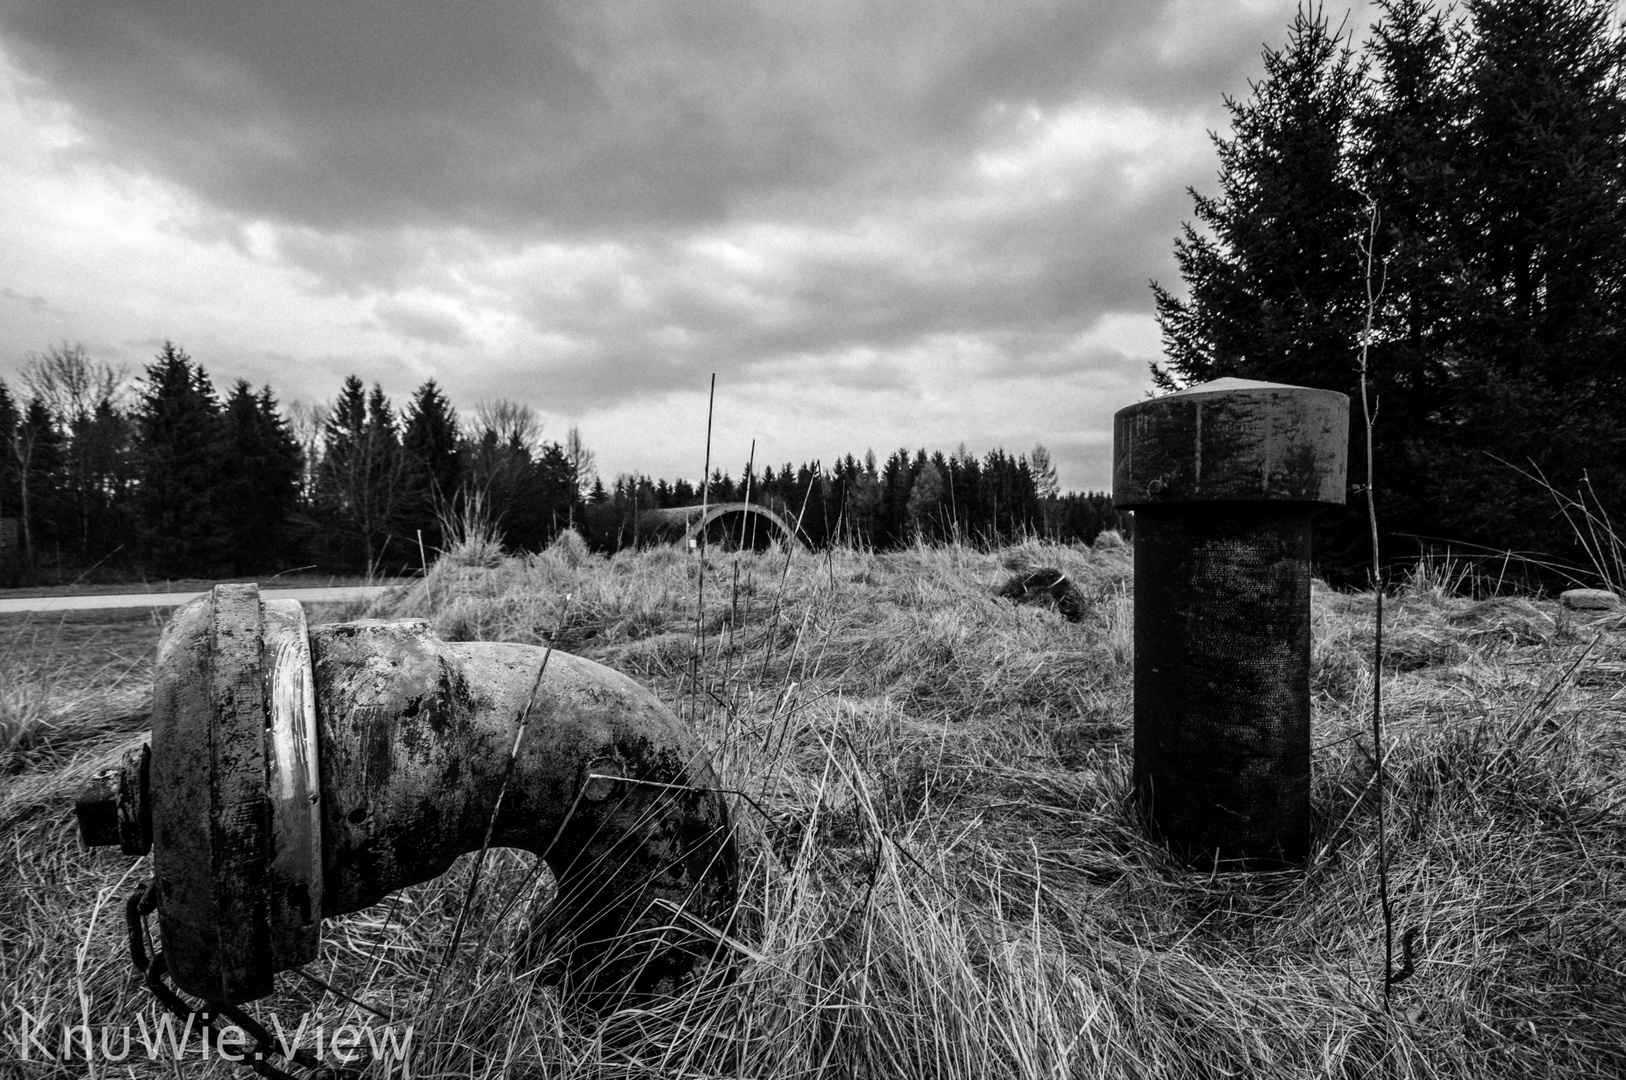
[
  {"x1": 373, "y1": 298, "x2": 469, "y2": 348},
  {"x1": 491, "y1": 113, "x2": 1209, "y2": 412},
  {"x1": 0, "y1": 0, "x2": 1287, "y2": 238},
  {"x1": 0, "y1": 0, "x2": 1305, "y2": 482}
]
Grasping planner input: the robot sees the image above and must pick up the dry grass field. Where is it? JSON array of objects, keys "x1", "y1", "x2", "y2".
[{"x1": 2, "y1": 533, "x2": 1623, "y2": 1078}]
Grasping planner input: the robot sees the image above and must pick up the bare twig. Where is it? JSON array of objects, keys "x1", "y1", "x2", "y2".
[
  {"x1": 691, "y1": 374, "x2": 717, "y2": 723},
  {"x1": 1356, "y1": 188, "x2": 1396, "y2": 1005}
]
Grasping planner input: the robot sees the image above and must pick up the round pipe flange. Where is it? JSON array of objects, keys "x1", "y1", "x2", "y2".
[{"x1": 150, "y1": 584, "x2": 323, "y2": 1002}]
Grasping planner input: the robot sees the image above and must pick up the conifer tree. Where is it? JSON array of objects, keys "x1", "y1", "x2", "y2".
[
  {"x1": 1426, "y1": 0, "x2": 1626, "y2": 559},
  {"x1": 220, "y1": 381, "x2": 303, "y2": 573},
  {"x1": 403, "y1": 380, "x2": 462, "y2": 503},
  {"x1": 907, "y1": 455, "x2": 945, "y2": 540},
  {"x1": 1152, "y1": 6, "x2": 1369, "y2": 392},
  {"x1": 1154, "y1": 0, "x2": 1626, "y2": 578},
  {"x1": 536, "y1": 441, "x2": 578, "y2": 540},
  {"x1": 314, "y1": 377, "x2": 408, "y2": 573},
  {"x1": 877, "y1": 449, "x2": 912, "y2": 548},
  {"x1": 402, "y1": 379, "x2": 462, "y2": 550},
  {"x1": 0, "y1": 380, "x2": 18, "y2": 531},
  {"x1": 462, "y1": 418, "x2": 548, "y2": 550},
  {"x1": 135, "y1": 342, "x2": 227, "y2": 575}
]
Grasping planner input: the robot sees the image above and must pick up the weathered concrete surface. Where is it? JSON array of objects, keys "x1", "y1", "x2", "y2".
[
  {"x1": 1114, "y1": 378, "x2": 1350, "y2": 507},
  {"x1": 1114, "y1": 379, "x2": 1350, "y2": 869}
]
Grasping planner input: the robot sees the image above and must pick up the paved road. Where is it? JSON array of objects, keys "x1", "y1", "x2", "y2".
[{"x1": 0, "y1": 585, "x2": 398, "y2": 615}]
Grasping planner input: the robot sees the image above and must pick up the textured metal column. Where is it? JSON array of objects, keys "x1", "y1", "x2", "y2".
[{"x1": 1114, "y1": 379, "x2": 1348, "y2": 867}]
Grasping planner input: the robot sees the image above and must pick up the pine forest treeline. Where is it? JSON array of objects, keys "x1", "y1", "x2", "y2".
[
  {"x1": 0, "y1": 342, "x2": 1119, "y2": 584},
  {"x1": 1154, "y1": 0, "x2": 1626, "y2": 584}
]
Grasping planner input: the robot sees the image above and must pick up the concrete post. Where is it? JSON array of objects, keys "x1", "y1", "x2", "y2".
[{"x1": 1114, "y1": 378, "x2": 1348, "y2": 867}]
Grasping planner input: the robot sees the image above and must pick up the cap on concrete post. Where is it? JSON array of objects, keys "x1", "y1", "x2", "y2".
[
  {"x1": 1114, "y1": 378, "x2": 1348, "y2": 867},
  {"x1": 1115, "y1": 378, "x2": 1348, "y2": 506}
]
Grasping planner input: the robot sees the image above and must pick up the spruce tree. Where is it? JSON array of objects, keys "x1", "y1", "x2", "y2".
[
  {"x1": 907, "y1": 456, "x2": 945, "y2": 541},
  {"x1": 11, "y1": 397, "x2": 64, "y2": 566},
  {"x1": 1152, "y1": 6, "x2": 1369, "y2": 391},
  {"x1": 135, "y1": 343, "x2": 227, "y2": 576},
  {"x1": 220, "y1": 381, "x2": 303, "y2": 573},
  {"x1": 402, "y1": 379, "x2": 462, "y2": 548},
  {"x1": 0, "y1": 381, "x2": 16, "y2": 582},
  {"x1": 1154, "y1": 0, "x2": 1626, "y2": 580},
  {"x1": 875, "y1": 450, "x2": 911, "y2": 548},
  {"x1": 535, "y1": 442, "x2": 577, "y2": 541},
  {"x1": 1346, "y1": 0, "x2": 1470, "y2": 554},
  {"x1": 0, "y1": 380, "x2": 17, "y2": 530},
  {"x1": 314, "y1": 377, "x2": 408, "y2": 573},
  {"x1": 1427, "y1": 0, "x2": 1626, "y2": 561}
]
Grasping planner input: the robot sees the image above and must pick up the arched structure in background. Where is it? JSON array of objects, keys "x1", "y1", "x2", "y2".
[{"x1": 636, "y1": 502, "x2": 802, "y2": 551}]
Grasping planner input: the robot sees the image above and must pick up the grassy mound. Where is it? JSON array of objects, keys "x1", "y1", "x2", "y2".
[{"x1": 3, "y1": 539, "x2": 1623, "y2": 1078}]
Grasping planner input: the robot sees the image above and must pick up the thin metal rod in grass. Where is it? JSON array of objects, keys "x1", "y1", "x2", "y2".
[
  {"x1": 718, "y1": 436, "x2": 758, "y2": 749},
  {"x1": 737, "y1": 437, "x2": 757, "y2": 554},
  {"x1": 291, "y1": 964, "x2": 396, "y2": 1022},
  {"x1": 1356, "y1": 188, "x2": 1398, "y2": 1004},
  {"x1": 313, "y1": 887, "x2": 409, "y2": 1006},
  {"x1": 689, "y1": 372, "x2": 716, "y2": 727}
]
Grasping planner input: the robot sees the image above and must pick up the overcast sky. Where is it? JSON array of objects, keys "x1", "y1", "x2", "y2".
[{"x1": 0, "y1": 0, "x2": 1309, "y2": 491}]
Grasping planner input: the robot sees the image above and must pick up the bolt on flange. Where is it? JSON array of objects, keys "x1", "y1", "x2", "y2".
[{"x1": 74, "y1": 742, "x2": 151, "y2": 855}]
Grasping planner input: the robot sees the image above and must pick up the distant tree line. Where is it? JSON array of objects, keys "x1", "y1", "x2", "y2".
[
  {"x1": 0, "y1": 342, "x2": 585, "y2": 581},
  {"x1": 1155, "y1": 0, "x2": 1626, "y2": 585},
  {"x1": 582, "y1": 446, "x2": 1121, "y2": 552},
  {"x1": 0, "y1": 341, "x2": 1121, "y2": 583}
]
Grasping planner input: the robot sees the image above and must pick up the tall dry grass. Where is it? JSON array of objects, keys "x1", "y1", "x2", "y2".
[{"x1": 2, "y1": 533, "x2": 1622, "y2": 1078}]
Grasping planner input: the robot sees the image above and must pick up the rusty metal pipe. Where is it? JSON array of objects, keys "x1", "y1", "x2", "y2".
[
  {"x1": 1114, "y1": 378, "x2": 1348, "y2": 867},
  {"x1": 77, "y1": 584, "x2": 736, "y2": 1008}
]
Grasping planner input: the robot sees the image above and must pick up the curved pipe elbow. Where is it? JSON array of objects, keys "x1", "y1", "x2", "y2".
[
  {"x1": 312, "y1": 621, "x2": 739, "y2": 999},
  {"x1": 83, "y1": 585, "x2": 735, "y2": 1008}
]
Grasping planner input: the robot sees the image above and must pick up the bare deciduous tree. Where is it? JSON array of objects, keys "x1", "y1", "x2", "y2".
[
  {"x1": 564, "y1": 423, "x2": 596, "y2": 527},
  {"x1": 20, "y1": 342, "x2": 126, "y2": 425},
  {"x1": 283, "y1": 399, "x2": 325, "y2": 497},
  {"x1": 20, "y1": 343, "x2": 131, "y2": 553},
  {"x1": 473, "y1": 398, "x2": 542, "y2": 454}
]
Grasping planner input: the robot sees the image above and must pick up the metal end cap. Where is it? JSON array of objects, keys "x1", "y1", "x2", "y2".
[
  {"x1": 150, "y1": 584, "x2": 322, "y2": 1005},
  {"x1": 1112, "y1": 379, "x2": 1350, "y2": 508}
]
